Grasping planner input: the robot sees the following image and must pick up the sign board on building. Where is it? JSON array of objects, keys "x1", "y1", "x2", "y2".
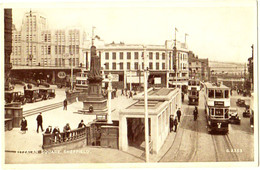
[
  {"x1": 57, "y1": 71, "x2": 66, "y2": 79},
  {"x1": 154, "y1": 77, "x2": 162, "y2": 84},
  {"x1": 127, "y1": 76, "x2": 144, "y2": 83},
  {"x1": 103, "y1": 74, "x2": 119, "y2": 82}
]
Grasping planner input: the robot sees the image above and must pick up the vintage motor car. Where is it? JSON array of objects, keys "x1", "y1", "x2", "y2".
[
  {"x1": 5, "y1": 91, "x2": 26, "y2": 105},
  {"x1": 24, "y1": 89, "x2": 43, "y2": 103},
  {"x1": 39, "y1": 88, "x2": 55, "y2": 100},
  {"x1": 229, "y1": 108, "x2": 241, "y2": 124},
  {"x1": 243, "y1": 106, "x2": 251, "y2": 118},
  {"x1": 40, "y1": 80, "x2": 50, "y2": 88},
  {"x1": 236, "y1": 99, "x2": 246, "y2": 107}
]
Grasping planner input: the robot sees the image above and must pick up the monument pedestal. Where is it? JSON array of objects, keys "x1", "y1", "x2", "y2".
[{"x1": 78, "y1": 82, "x2": 108, "y2": 114}]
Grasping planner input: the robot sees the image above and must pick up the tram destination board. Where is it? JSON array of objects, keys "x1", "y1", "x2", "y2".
[{"x1": 214, "y1": 101, "x2": 224, "y2": 106}]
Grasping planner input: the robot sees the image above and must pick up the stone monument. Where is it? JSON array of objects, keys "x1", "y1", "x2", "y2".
[{"x1": 80, "y1": 45, "x2": 108, "y2": 114}]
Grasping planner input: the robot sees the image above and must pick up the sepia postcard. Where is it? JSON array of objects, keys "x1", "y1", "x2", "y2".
[{"x1": 1, "y1": 0, "x2": 258, "y2": 169}]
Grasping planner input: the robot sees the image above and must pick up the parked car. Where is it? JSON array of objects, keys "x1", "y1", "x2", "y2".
[
  {"x1": 229, "y1": 108, "x2": 241, "y2": 124},
  {"x1": 236, "y1": 99, "x2": 246, "y2": 107},
  {"x1": 10, "y1": 78, "x2": 26, "y2": 86},
  {"x1": 40, "y1": 80, "x2": 50, "y2": 88},
  {"x1": 5, "y1": 91, "x2": 26, "y2": 105},
  {"x1": 24, "y1": 89, "x2": 43, "y2": 103},
  {"x1": 39, "y1": 88, "x2": 55, "y2": 100},
  {"x1": 243, "y1": 106, "x2": 251, "y2": 118}
]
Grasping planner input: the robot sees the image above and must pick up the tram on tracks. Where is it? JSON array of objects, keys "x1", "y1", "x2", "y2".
[
  {"x1": 204, "y1": 82, "x2": 230, "y2": 134},
  {"x1": 188, "y1": 79, "x2": 200, "y2": 105}
]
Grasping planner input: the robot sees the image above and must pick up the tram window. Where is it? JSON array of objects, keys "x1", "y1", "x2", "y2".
[
  {"x1": 215, "y1": 109, "x2": 223, "y2": 116},
  {"x1": 82, "y1": 81, "x2": 86, "y2": 85},
  {"x1": 225, "y1": 90, "x2": 229, "y2": 98},
  {"x1": 196, "y1": 81, "x2": 200, "y2": 86},
  {"x1": 76, "y1": 80, "x2": 81, "y2": 84},
  {"x1": 192, "y1": 81, "x2": 196, "y2": 85},
  {"x1": 225, "y1": 109, "x2": 229, "y2": 118},
  {"x1": 192, "y1": 91, "x2": 196, "y2": 95},
  {"x1": 188, "y1": 81, "x2": 191, "y2": 85},
  {"x1": 215, "y1": 90, "x2": 223, "y2": 98},
  {"x1": 211, "y1": 108, "x2": 214, "y2": 115},
  {"x1": 209, "y1": 90, "x2": 214, "y2": 98}
]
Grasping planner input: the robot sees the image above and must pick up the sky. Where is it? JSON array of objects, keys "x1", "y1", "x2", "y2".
[{"x1": 8, "y1": 0, "x2": 257, "y2": 63}]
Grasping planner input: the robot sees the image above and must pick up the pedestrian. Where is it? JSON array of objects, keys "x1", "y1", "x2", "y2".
[
  {"x1": 52, "y1": 126, "x2": 61, "y2": 142},
  {"x1": 63, "y1": 98, "x2": 67, "y2": 110},
  {"x1": 36, "y1": 112, "x2": 44, "y2": 133},
  {"x1": 20, "y1": 117, "x2": 27, "y2": 134},
  {"x1": 121, "y1": 89, "x2": 124, "y2": 96},
  {"x1": 23, "y1": 85, "x2": 26, "y2": 90},
  {"x1": 78, "y1": 120, "x2": 86, "y2": 128},
  {"x1": 193, "y1": 107, "x2": 198, "y2": 121},
  {"x1": 115, "y1": 87, "x2": 118, "y2": 97},
  {"x1": 173, "y1": 116, "x2": 178, "y2": 132},
  {"x1": 129, "y1": 91, "x2": 133, "y2": 98},
  {"x1": 170, "y1": 115, "x2": 174, "y2": 132},
  {"x1": 176, "y1": 108, "x2": 182, "y2": 122},
  {"x1": 63, "y1": 123, "x2": 71, "y2": 141},
  {"x1": 45, "y1": 126, "x2": 52, "y2": 134}
]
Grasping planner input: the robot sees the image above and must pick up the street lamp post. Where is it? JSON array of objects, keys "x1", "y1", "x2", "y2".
[
  {"x1": 70, "y1": 54, "x2": 73, "y2": 91},
  {"x1": 143, "y1": 45, "x2": 149, "y2": 162}
]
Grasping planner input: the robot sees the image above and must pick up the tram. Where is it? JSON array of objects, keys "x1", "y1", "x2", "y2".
[
  {"x1": 75, "y1": 70, "x2": 88, "y2": 91},
  {"x1": 204, "y1": 82, "x2": 230, "y2": 134},
  {"x1": 188, "y1": 79, "x2": 200, "y2": 105}
]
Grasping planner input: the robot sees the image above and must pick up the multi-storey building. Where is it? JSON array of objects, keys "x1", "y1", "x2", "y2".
[
  {"x1": 83, "y1": 39, "x2": 190, "y2": 90},
  {"x1": 10, "y1": 10, "x2": 87, "y2": 84},
  {"x1": 188, "y1": 51, "x2": 210, "y2": 82}
]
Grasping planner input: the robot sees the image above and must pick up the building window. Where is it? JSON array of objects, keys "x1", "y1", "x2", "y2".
[
  {"x1": 62, "y1": 45, "x2": 65, "y2": 54},
  {"x1": 127, "y1": 62, "x2": 130, "y2": 69},
  {"x1": 59, "y1": 45, "x2": 61, "y2": 54},
  {"x1": 48, "y1": 46, "x2": 51, "y2": 55},
  {"x1": 142, "y1": 62, "x2": 144, "y2": 69},
  {"x1": 156, "y1": 52, "x2": 159, "y2": 60},
  {"x1": 55, "y1": 46, "x2": 57, "y2": 54},
  {"x1": 112, "y1": 62, "x2": 117, "y2": 70},
  {"x1": 119, "y1": 62, "x2": 123, "y2": 70},
  {"x1": 156, "y1": 63, "x2": 159, "y2": 70},
  {"x1": 134, "y1": 62, "x2": 138, "y2": 70},
  {"x1": 134, "y1": 52, "x2": 138, "y2": 59},
  {"x1": 120, "y1": 52, "x2": 123, "y2": 59},
  {"x1": 55, "y1": 58, "x2": 58, "y2": 66},
  {"x1": 149, "y1": 52, "x2": 153, "y2": 60},
  {"x1": 162, "y1": 53, "x2": 165, "y2": 60},
  {"x1": 127, "y1": 52, "x2": 131, "y2": 59},
  {"x1": 105, "y1": 63, "x2": 109, "y2": 69},
  {"x1": 76, "y1": 45, "x2": 79, "y2": 54},
  {"x1": 149, "y1": 62, "x2": 153, "y2": 69},
  {"x1": 105, "y1": 53, "x2": 109, "y2": 60},
  {"x1": 112, "y1": 52, "x2": 116, "y2": 60},
  {"x1": 162, "y1": 63, "x2": 165, "y2": 69}
]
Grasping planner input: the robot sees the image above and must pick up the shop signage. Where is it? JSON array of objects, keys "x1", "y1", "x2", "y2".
[{"x1": 57, "y1": 71, "x2": 66, "y2": 79}]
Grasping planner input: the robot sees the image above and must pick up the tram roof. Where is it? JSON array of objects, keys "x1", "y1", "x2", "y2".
[{"x1": 204, "y1": 82, "x2": 229, "y2": 89}]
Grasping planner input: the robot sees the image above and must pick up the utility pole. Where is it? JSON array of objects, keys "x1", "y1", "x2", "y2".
[
  {"x1": 143, "y1": 45, "x2": 149, "y2": 162},
  {"x1": 174, "y1": 27, "x2": 178, "y2": 88}
]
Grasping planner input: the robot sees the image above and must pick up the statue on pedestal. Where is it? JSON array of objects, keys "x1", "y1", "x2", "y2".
[{"x1": 88, "y1": 46, "x2": 102, "y2": 83}]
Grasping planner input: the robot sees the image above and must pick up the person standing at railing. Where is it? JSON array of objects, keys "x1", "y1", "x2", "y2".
[
  {"x1": 53, "y1": 126, "x2": 61, "y2": 142},
  {"x1": 45, "y1": 126, "x2": 52, "y2": 134},
  {"x1": 63, "y1": 123, "x2": 71, "y2": 141},
  {"x1": 78, "y1": 120, "x2": 86, "y2": 128}
]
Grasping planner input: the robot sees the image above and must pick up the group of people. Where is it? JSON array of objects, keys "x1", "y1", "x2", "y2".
[
  {"x1": 169, "y1": 106, "x2": 199, "y2": 133},
  {"x1": 170, "y1": 108, "x2": 182, "y2": 132},
  {"x1": 121, "y1": 88, "x2": 137, "y2": 98}
]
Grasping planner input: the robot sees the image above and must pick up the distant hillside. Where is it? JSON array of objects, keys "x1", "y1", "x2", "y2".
[{"x1": 209, "y1": 60, "x2": 246, "y2": 73}]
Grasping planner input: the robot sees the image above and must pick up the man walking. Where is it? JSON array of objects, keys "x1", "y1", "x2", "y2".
[
  {"x1": 36, "y1": 112, "x2": 44, "y2": 133},
  {"x1": 173, "y1": 117, "x2": 178, "y2": 132},
  {"x1": 63, "y1": 98, "x2": 67, "y2": 110},
  {"x1": 170, "y1": 116, "x2": 174, "y2": 132},
  {"x1": 177, "y1": 108, "x2": 182, "y2": 122}
]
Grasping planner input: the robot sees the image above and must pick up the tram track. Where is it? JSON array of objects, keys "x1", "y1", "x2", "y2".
[
  {"x1": 23, "y1": 101, "x2": 63, "y2": 117},
  {"x1": 189, "y1": 111, "x2": 199, "y2": 162},
  {"x1": 211, "y1": 134, "x2": 239, "y2": 162},
  {"x1": 158, "y1": 105, "x2": 191, "y2": 162}
]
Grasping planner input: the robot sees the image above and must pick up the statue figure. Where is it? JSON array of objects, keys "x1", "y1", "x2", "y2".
[{"x1": 88, "y1": 46, "x2": 102, "y2": 82}]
